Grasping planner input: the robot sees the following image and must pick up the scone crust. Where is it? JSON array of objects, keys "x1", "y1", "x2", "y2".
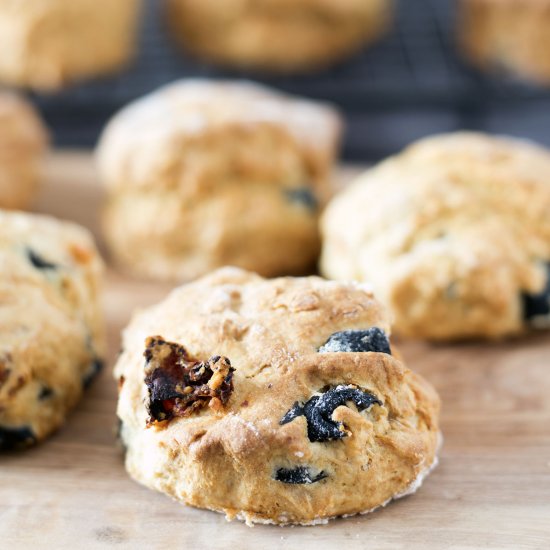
[
  {"x1": 97, "y1": 80, "x2": 342, "y2": 193},
  {"x1": 0, "y1": 0, "x2": 140, "y2": 90},
  {"x1": 166, "y1": 0, "x2": 393, "y2": 72},
  {"x1": 0, "y1": 92, "x2": 48, "y2": 210},
  {"x1": 97, "y1": 80, "x2": 342, "y2": 281},
  {"x1": 321, "y1": 132, "x2": 550, "y2": 341},
  {"x1": 459, "y1": 0, "x2": 550, "y2": 83},
  {"x1": 0, "y1": 211, "x2": 105, "y2": 448},
  {"x1": 115, "y1": 267, "x2": 440, "y2": 525}
]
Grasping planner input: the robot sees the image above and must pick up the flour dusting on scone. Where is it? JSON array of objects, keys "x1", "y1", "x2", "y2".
[
  {"x1": 115, "y1": 267, "x2": 440, "y2": 525},
  {"x1": 0, "y1": 211, "x2": 105, "y2": 450},
  {"x1": 321, "y1": 132, "x2": 550, "y2": 341}
]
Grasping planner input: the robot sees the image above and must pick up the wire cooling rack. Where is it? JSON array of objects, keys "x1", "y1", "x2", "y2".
[{"x1": 31, "y1": 0, "x2": 550, "y2": 160}]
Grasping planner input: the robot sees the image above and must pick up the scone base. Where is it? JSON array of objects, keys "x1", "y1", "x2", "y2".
[{"x1": 229, "y1": 451, "x2": 440, "y2": 527}]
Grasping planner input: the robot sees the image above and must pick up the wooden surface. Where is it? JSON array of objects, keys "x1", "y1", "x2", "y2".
[{"x1": 1, "y1": 152, "x2": 549, "y2": 549}]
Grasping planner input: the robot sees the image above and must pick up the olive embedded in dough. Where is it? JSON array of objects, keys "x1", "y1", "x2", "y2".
[
  {"x1": 280, "y1": 385, "x2": 382, "y2": 442},
  {"x1": 274, "y1": 466, "x2": 328, "y2": 484},
  {"x1": 318, "y1": 328, "x2": 391, "y2": 354}
]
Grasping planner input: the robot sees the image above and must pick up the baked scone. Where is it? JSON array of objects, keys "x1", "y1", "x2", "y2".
[
  {"x1": 0, "y1": 211, "x2": 105, "y2": 450},
  {"x1": 165, "y1": 0, "x2": 393, "y2": 73},
  {"x1": 321, "y1": 132, "x2": 550, "y2": 341},
  {"x1": 96, "y1": 80, "x2": 342, "y2": 282},
  {"x1": 0, "y1": 92, "x2": 48, "y2": 210},
  {"x1": 459, "y1": 0, "x2": 550, "y2": 84},
  {"x1": 0, "y1": 0, "x2": 141, "y2": 90},
  {"x1": 115, "y1": 267, "x2": 440, "y2": 525}
]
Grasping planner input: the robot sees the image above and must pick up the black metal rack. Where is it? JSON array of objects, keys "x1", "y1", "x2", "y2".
[{"x1": 31, "y1": 0, "x2": 550, "y2": 161}]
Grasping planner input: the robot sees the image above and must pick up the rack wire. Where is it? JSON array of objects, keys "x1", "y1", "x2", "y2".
[{"x1": 32, "y1": 0, "x2": 550, "y2": 160}]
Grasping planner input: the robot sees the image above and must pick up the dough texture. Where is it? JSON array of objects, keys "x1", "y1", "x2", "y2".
[
  {"x1": 321, "y1": 132, "x2": 550, "y2": 340},
  {"x1": 115, "y1": 267, "x2": 440, "y2": 525},
  {"x1": 0, "y1": 211, "x2": 105, "y2": 450},
  {"x1": 97, "y1": 79, "x2": 342, "y2": 282}
]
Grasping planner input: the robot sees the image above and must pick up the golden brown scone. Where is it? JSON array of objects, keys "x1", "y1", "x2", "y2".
[
  {"x1": 0, "y1": 0, "x2": 141, "y2": 90},
  {"x1": 115, "y1": 267, "x2": 440, "y2": 525},
  {"x1": 0, "y1": 92, "x2": 48, "y2": 210},
  {"x1": 0, "y1": 211, "x2": 105, "y2": 450},
  {"x1": 459, "y1": 0, "x2": 550, "y2": 84},
  {"x1": 165, "y1": 0, "x2": 393, "y2": 73},
  {"x1": 321, "y1": 132, "x2": 550, "y2": 341},
  {"x1": 96, "y1": 79, "x2": 342, "y2": 282}
]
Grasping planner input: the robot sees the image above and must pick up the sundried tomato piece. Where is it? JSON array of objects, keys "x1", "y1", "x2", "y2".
[{"x1": 144, "y1": 336, "x2": 235, "y2": 426}]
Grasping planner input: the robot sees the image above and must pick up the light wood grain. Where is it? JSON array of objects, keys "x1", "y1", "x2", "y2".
[{"x1": 1, "y1": 152, "x2": 549, "y2": 550}]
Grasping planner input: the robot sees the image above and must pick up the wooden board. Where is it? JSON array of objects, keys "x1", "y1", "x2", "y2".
[{"x1": 1, "y1": 152, "x2": 549, "y2": 549}]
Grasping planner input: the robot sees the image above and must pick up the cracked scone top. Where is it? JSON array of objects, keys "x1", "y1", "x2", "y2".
[
  {"x1": 115, "y1": 267, "x2": 440, "y2": 525},
  {"x1": 0, "y1": 0, "x2": 140, "y2": 90},
  {"x1": 97, "y1": 79, "x2": 342, "y2": 282},
  {"x1": 321, "y1": 132, "x2": 550, "y2": 341},
  {"x1": 0, "y1": 211, "x2": 105, "y2": 450},
  {"x1": 0, "y1": 92, "x2": 48, "y2": 210},
  {"x1": 165, "y1": 0, "x2": 394, "y2": 73}
]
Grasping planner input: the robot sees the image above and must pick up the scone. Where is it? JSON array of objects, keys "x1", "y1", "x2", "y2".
[
  {"x1": 321, "y1": 132, "x2": 550, "y2": 341},
  {"x1": 166, "y1": 0, "x2": 393, "y2": 73},
  {"x1": 115, "y1": 267, "x2": 440, "y2": 525},
  {"x1": 0, "y1": 92, "x2": 48, "y2": 210},
  {"x1": 0, "y1": 0, "x2": 141, "y2": 90},
  {"x1": 96, "y1": 80, "x2": 342, "y2": 282},
  {"x1": 0, "y1": 211, "x2": 105, "y2": 450},
  {"x1": 459, "y1": 0, "x2": 550, "y2": 84}
]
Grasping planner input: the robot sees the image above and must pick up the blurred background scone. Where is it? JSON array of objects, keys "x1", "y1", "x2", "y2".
[
  {"x1": 165, "y1": 0, "x2": 394, "y2": 73},
  {"x1": 0, "y1": 0, "x2": 141, "y2": 90},
  {"x1": 321, "y1": 132, "x2": 550, "y2": 341},
  {"x1": 0, "y1": 211, "x2": 104, "y2": 450},
  {"x1": 97, "y1": 79, "x2": 342, "y2": 282},
  {"x1": 0, "y1": 92, "x2": 48, "y2": 210},
  {"x1": 459, "y1": 0, "x2": 550, "y2": 84}
]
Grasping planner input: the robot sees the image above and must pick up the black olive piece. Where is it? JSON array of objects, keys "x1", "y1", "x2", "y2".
[
  {"x1": 280, "y1": 385, "x2": 382, "y2": 443},
  {"x1": 280, "y1": 401, "x2": 305, "y2": 425},
  {"x1": 284, "y1": 188, "x2": 318, "y2": 211},
  {"x1": 0, "y1": 426, "x2": 36, "y2": 451},
  {"x1": 115, "y1": 418, "x2": 128, "y2": 451},
  {"x1": 274, "y1": 466, "x2": 328, "y2": 484},
  {"x1": 27, "y1": 248, "x2": 58, "y2": 270},
  {"x1": 38, "y1": 386, "x2": 53, "y2": 400},
  {"x1": 83, "y1": 358, "x2": 104, "y2": 388},
  {"x1": 523, "y1": 263, "x2": 550, "y2": 323},
  {"x1": 318, "y1": 328, "x2": 391, "y2": 355}
]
